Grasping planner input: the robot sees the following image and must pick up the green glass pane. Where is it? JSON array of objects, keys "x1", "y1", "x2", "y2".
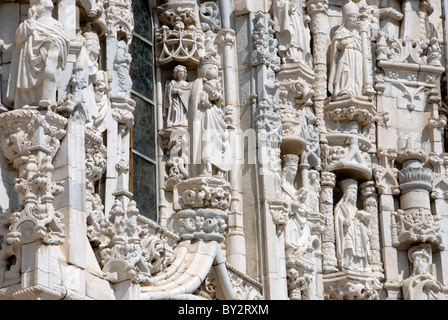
[
  {"x1": 132, "y1": 93, "x2": 155, "y2": 160},
  {"x1": 133, "y1": 153, "x2": 157, "y2": 221},
  {"x1": 130, "y1": 37, "x2": 154, "y2": 98},
  {"x1": 132, "y1": 0, "x2": 153, "y2": 41}
]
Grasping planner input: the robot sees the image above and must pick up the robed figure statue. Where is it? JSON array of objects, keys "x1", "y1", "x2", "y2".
[
  {"x1": 190, "y1": 56, "x2": 232, "y2": 176},
  {"x1": 7, "y1": 0, "x2": 69, "y2": 109},
  {"x1": 334, "y1": 179, "x2": 372, "y2": 272},
  {"x1": 328, "y1": 1, "x2": 364, "y2": 98}
]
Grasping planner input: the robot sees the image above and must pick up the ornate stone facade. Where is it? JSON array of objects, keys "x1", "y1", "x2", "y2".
[{"x1": 0, "y1": 0, "x2": 447, "y2": 301}]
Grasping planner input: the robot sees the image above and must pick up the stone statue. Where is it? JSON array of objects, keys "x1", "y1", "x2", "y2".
[
  {"x1": 272, "y1": 0, "x2": 312, "y2": 66},
  {"x1": 62, "y1": 30, "x2": 101, "y2": 121},
  {"x1": 190, "y1": 56, "x2": 231, "y2": 176},
  {"x1": 301, "y1": 107, "x2": 322, "y2": 170},
  {"x1": 164, "y1": 65, "x2": 191, "y2": 128},
  {"x1": 403, "y1": 246, "x2": 446, "y2": 300},
  {"x1": 81, "y1": 31, "x2": 102, "y2": 123},
  {"x1": 7, "y1": 0, "x2": 70, "y2": 109},
  {"x1": 112, "y1": 40, "x2": 132, "y2": 98},
  {"x1": 281, "y1": 154, "x2": 300, "y2": 201},
  {"x1": 285, "y1": 188, "x2": 311, "y2": 255},
  {"x1": 334, "y1": 178, "x2": 372, "y2": 272},
  {"x1": 328, "y1": 1, "x2": 364, "y2": 98}
]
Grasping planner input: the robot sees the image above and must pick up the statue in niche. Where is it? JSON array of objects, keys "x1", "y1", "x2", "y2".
[
  {"x1": 282, "y1": 153, "x2": 314, "y2": 300},
  {"x1": 300, "y1": 107, "x2": 322, "y2": 170},
  {"x1": 164, "y1": 65, "x2": 191, "y2": 128},
  {"x1": 403, "y1": 246, "x2": 446, "y2": 300},
  {"x1": 281, "y1": 154, "x2": 301, "y2": 201},
  {"x1": 7, "y1": 0, "x2": 70, "y2": 109},
  {"x1": 81, "y1": 29, "x2": 111, "y2": 129},
  {"x1": 190, "y1": 56, "x2": 231, "y2": 176},
  {"x1": 272, "y1": 0, "x2": 312, "y2": 67},
  {"x1": 281, "y1": 154, "x2": 312, "y2": 250},
  {"x1": 92, "y1": 67, "x2": 112, "y2": 130},
  {"x1": 334, "y1": 178, "x2": 372, "y2": 272},
  {"x1": 82, "y1": 31, "x2": 101, "y2": 120},
  {"x1": 112, "y1": 40, "x2": 132, "y2": 98},
  {"x1": 328, "y1": 1, "x2": 365, "y2": 99},
  {"x1": 285, "y1": 188, "x2": 310, "y2": 255},
  {"x1": 60, "y1": 29, "x2": 102, "y2": 122}
]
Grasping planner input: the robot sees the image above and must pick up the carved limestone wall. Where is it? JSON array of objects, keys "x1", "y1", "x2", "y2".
[{"x1": 0, "y1": 0, "x2": 447, "y2": 301}]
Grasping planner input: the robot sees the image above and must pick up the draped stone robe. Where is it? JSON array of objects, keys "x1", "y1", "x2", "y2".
[
  {"x1": 7, "y1": 12, "x2": 69, "y2": 108},
  {"x1": 334, "y1": 200, "x2": 372, "y2": 271},
  {"x1": 190, "y1": 76, "x2": 232, "y2": 175},
  {"x1": 328, "y1": 25, "x2": 363, "y2": 98},
  {"x1": 164, "y1": 78, "x2": 191, "y2": 128}
]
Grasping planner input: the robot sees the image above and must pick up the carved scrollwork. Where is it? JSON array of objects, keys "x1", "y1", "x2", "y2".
[
  {"x1": 174, "y1": 176, "x2": 232, "y2": 211},
  {"x1": 199, "y1": 2, "x2": 221, "y2": 33},
  {"x1": 104, "y1": 0, "x2": 134, "y2": 43}
]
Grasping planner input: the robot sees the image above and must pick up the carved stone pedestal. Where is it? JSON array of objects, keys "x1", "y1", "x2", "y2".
[
  {"x1": 324, "y1": 96, "x2": 379, "y2": 181},
  {"x1": 173, "y1": 176, "x2": 231, "y2": 242},
  {"x1": 0, "y1": 110, "x2": 67, "y2": 246},
  {"x1": 323, "y1": 270, "x2": 381, "y2": 300},
  {"x1": 176, "y1": 208, "x2": 228, "y2": 242},
  {"x1": 392, "y1": 140, "x2": 443, "y2": 251},
  {"x1": 154, "y1": 0, "x2": 204, "y2": 68},
  {"x1": 173, "y1": 176, "x2": 232, "y2": 211}
]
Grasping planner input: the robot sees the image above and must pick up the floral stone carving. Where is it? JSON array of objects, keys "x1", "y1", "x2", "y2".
[
  {"x1": 173, "y1": 176, "x2": 232, "y2": 211},
  {"x1": 176, "y1": 208, "x2": 228, "y2": 242},
  {"x1": 0, "y1": 110, "x2": 67, "y2": 246}
]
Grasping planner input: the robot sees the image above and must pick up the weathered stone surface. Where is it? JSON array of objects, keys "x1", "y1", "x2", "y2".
[{"x1": 0, "y1": 0, "x2": 446, "y2": 301}]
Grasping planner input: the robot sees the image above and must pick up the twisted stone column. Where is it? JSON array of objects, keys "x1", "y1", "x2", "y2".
[
  {"x1": 307, "y1": 0, "x2": 329, "y2": 135},
  {"x1": 320, "y1": 171, "x2": 338, "y2": 273}
]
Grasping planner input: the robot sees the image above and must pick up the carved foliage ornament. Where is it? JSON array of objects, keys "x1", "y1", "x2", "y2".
[
  {"x1": 0, "y1": 111, "x2": 67, "y2": 246},
  {"x1": 155, "y1": 2, "x2": 204, "y2": 67},
  {"x1": 174, "y1": 176, "x2": 232, "y2": 211},
  {"x1": 99, "y1": 198, "x2": 161, "y2": 284},
  {"x1": 104, "y1": 0, "x2": 134, "y2": 43},
  {"x1": 176, "y1": 208, "x2": 228, "y2": 242}
]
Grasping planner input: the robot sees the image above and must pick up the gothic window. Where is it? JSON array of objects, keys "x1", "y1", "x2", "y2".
[
  {"x1": 445, "y1": 128, "x2": 448, "y2": 153},
  {"x1": 130, "y1": 0, "x2": 157, "y2": 221}
]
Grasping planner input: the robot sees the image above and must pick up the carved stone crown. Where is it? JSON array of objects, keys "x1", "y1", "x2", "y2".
[
  {"x1": 283, "y1": 154, "x2": 300, "y2": 168},
  {"x1": 199, "y1": 55, "x2": 220, "y2": 67},
  {"x1": 340, "y1": 178, "x2": 358, "y2": 193},
  {"x1": 396, "y1": 138, "x2": 427, "y2": 163},
  {"x1": 409, "y1": 247, "x2": 430, "y2": 264}
]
